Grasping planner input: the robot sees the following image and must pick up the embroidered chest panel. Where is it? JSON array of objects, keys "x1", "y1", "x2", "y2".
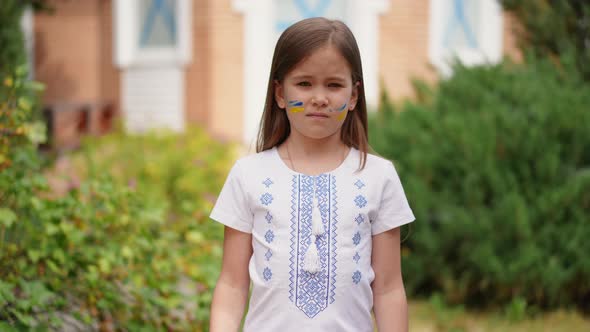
[{"x1": 289, "y1": 174, "x2": 338, "y2": 318}]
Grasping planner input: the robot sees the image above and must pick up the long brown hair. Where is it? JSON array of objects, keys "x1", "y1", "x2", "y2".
[{"x1": 255, "y1": 17, "x2": 369, "y2": 169}]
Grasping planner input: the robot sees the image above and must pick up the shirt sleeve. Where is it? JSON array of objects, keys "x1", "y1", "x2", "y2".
[
  {"x1": 209, "y1": 160, "x2": 253, "y2": 233},
  {"x1": 371, "y1": 161, "x2": 415, "y2": 235}
]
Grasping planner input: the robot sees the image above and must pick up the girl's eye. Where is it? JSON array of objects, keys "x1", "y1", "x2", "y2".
[
  {"x1": 297, "y1": 81, "x2": 311, "y2": 87},
  {"x1": 328, "y1": 83, "x2": 343, "y2": 88}
]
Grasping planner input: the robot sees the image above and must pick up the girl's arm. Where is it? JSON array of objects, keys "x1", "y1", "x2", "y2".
[
  {"x1": 371, "y1": 227, "x2": 408, "y2": 332},
  {"x1": 210, "y1": 226, "x2": 253, "y2": 332}
]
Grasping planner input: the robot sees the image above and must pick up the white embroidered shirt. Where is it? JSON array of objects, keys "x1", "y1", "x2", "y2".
[{"x1": 210, "y1": 147, "x2": 415, "y2": 332}]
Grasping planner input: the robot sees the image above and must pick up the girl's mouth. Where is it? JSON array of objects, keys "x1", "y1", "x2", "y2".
[{"x1": 306, "y1": 112, "x2": 329, "y2": 118}]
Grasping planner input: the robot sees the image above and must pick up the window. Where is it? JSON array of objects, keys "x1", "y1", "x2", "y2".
[
  {"x1": 429, "y1": 0, "x2": 503, "y2": 76},
  {"x1": 274, "y1": 0, "x2": 349, "y2": 36},
  {"x1": 138, "y1": 0, "x2": 178, "y2": 48},
  {"x1": 442, "y1": 0, "x2": 480, "y2": 51},
  {"x1": 114, "y1": 0, "x2": 191, "y2": 67}
]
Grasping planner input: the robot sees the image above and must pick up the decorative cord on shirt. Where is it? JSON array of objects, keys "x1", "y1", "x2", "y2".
[{"x1": 285, "y1": 140, "x2": 346, "y2": 273}]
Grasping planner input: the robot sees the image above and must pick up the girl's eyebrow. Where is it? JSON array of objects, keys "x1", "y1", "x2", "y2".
[
  {"x1": 327, "y1": 76, "x2": 347, "y2": 82},
  {"x1": 290, "y1": 74, "x2": 348, "y2": 81},
  {"x1": 290, "y1": 74, "x2": 314, "y2": 80}
]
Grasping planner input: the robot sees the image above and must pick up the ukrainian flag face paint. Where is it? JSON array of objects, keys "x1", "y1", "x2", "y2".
[
  {"x1": 333, "y1": 103, "x2": 348, "y2": 121},
  {"x1": 288, "y1": 100, "x2": 305, "y2": 113}
]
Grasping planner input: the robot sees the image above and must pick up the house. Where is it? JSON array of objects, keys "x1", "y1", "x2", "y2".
[{"x1": 27, "y1": 0, "x2": 520, "y2": 149}]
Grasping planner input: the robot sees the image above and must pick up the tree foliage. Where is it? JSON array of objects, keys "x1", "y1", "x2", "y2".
[{"x1": 501, "y1": 0, "x2": 590, "y2": 80}]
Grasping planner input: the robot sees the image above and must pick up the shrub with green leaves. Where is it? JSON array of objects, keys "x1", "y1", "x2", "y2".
[
  {"x1": 1, "y1": 2, "x2": 234, "y2": 329},
  {"x1": 71, "y1": 125, "x2": 236, "y2": 324},
  {"x1": 1, "y1": 66, "x2": 234, "y2": 331},
  {"x1": 2, "y1": 73, "x2": 233, "y2": 332},
  {"x1": 0, "y1": 2, "x2": 27, "y2": 76},
  {"x1": 369, "y1": 57, "x2": 590, "y2": 311}
]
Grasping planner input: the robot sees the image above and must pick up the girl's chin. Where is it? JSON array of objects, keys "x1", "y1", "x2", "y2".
[{"x1": 293, "y1": 128, "x2": 342, "y2": 141}]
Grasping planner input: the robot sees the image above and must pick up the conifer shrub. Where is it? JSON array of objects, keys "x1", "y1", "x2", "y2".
[{"x1": 369, "y1": 58, "x2": 590, "y2": 311}]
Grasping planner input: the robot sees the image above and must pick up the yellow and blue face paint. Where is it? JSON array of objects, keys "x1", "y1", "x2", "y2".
[
  {"x1": 334, "y1": 103, "x2": 347, "y2": 121},
  {"x1": 288, "y1": 100, "x2": 304, "y2": 113}
]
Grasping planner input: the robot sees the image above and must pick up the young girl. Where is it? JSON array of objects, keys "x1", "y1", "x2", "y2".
[{"x1": 209, "y1": 17, "x2": 415, "y2": 332}]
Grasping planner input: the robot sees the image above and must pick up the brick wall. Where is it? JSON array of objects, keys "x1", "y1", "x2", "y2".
[
  {"x1": 208, "y1": 0, "x2": 244, "y2": 141},
  {"x1": 379, "y1": 0, "x2": 435, "y2": 100},
  {"x1": 185, "y1": 0, "x2": 244, "y2": 142},
  {"x1": 34, "y1": 0, "x2": 119, "y2": 148},
  {"x1": 186, "y1": 0, "x2": 211, "y2": 126},
  {"x1": 98, "y1": 0, "x2": 120, "y2": 117},
  {"x1": 35, "y1": 0, "x2": 103, "y2": 102}
]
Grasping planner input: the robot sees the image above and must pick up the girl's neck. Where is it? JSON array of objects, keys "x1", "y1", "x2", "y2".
[
  {"x1": 280, "y1": 131, "x2": 350, "y2": 176},
  {"x1": 285, "y1": 130, "x2": 345, "y2": 157}
]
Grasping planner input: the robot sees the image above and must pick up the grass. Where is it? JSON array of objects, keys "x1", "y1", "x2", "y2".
[{"x1": 408, "y1": 299, "x2": 590, "y2": 332}]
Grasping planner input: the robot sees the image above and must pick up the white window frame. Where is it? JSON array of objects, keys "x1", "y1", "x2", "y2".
[
  {"x1": 429, "y1": 0, "x2": 503, "y2": 77},
  {"x1": 114, "y1": 0, "x2": 192, "y2": 68},
  {"x1": 21, "y1": 6, "x2": 35, "y2": 79}
]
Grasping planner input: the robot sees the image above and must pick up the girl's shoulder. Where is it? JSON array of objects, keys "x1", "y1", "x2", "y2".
[
  {"x1": 357, "y1": 150, "x2": 399, "y2": 176},
  {"x1": 228, "y1": 148, "x2": 276, "y2": 175}
]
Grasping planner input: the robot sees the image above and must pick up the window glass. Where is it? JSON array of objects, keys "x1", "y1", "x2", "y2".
[
  {"x1": 443, "y1": 0, "x2": 480, "y2": 53},
  {"x1": 274, "y1": 0, "x2": 349, "y2": 36},
  {"x1": 138, "y1": 0, "x2": 178, "y2": 48}
]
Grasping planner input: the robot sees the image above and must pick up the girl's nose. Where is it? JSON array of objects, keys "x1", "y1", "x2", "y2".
[{"x1": 311, "y1": 94, "x2": 328, "y2": 107}]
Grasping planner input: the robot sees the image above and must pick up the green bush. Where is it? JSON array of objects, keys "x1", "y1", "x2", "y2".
[
  {"x1": 1, "y1": 2, "x2": 234, "y2": 329},
  {"x1": 0, "y1": 2, "x2": 26, "y2": 76},
  {"x1": 1, "y1": 65, "x2": 233, "y2": 330},
  {"x1": 68, "y1": 126, "x2": 235, "y2": 330},
  {"x1": 369, "y1": 57, "x2": 590, "y2": 311},
  {"x1": 72, "y1": 125, "x2": 236, "y2": 316},
  {"x1": 75, "y1": 126, "x2": 234, "y2": 229}
]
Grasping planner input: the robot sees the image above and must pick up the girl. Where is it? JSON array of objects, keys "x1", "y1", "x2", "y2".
[{"x1": 209, "y1": 17, "x2": 415, "y2": 332}]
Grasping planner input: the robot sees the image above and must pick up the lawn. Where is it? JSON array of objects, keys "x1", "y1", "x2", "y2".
[{"x1": 408, "y1": 300, "x2": 590, "y2": 332}]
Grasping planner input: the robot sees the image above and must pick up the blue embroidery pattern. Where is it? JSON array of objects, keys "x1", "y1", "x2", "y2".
[
  {"x1": 260, "y1": 193, "x2": 273, "y2": 206},
  {"x1": 262, "y1": 179, "x2": 274, "y2": 284},
  {"x1": 265, "y1": 230, "x2": 275, "y2": 243},
  {"x1": 353, "y1": 232, "x2": 361, "y2": 246},
  {"x1": 329, "y1": 175, "x2": 338, "y2": 304},
  {"x1": 289, "y1": 176, "x2": 298, "y2": 302},
  {"x1": 289, "y1": 174, "x2": 338, "y2": 318},
  {"x1": 355, "y1": 214, "x2": 365, "y2": 225},
  {"x1": 354, "y1": 195, "x2": 367, "y2": 208},
  {"x1": 263, "y1": 178, "x2": 274, "y2": 188},
  {"x1": 354, "y1": 179, "x2": 365, "y2": 189},
  {"x1": 353, "y1": 252, "x2": 360, "y2": 264},
  {"x1": 352, "y1": 183, "x2": 366, "y2": 284},
  {"x1": 352, "y1": 271, "x2": 362, "y2": 284},
  {"x1": 264, "y1": 267, "x2": 273, "y2": 281}
]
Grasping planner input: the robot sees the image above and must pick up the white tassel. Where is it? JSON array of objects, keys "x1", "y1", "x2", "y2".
[
  {"x1": 303, "y1": 179, "x2": 323, "y2": 274},
  {"x1": 311, "y1": 196, "x2": 325, "y2": 236},
  {"x1": 303, "y1": 241, "x2": 321, "y2": 273}
]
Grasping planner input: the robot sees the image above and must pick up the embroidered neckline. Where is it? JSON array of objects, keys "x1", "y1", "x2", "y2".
[{"x1": 272, "y1": 145, "x2": 356, "y2": 177}]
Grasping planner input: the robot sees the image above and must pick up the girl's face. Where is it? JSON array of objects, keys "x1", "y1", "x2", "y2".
[{"x1": 274, "y1": 45, "x2": 358, "y2": 141}]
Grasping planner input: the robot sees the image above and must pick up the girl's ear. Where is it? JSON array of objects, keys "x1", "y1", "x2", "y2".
[
  {"x1": 274, "y1": 80, "x2": 286, "y2": 109},
  {"x1": 349, "y1": 81, "x2": 360, "y2": 110}
]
